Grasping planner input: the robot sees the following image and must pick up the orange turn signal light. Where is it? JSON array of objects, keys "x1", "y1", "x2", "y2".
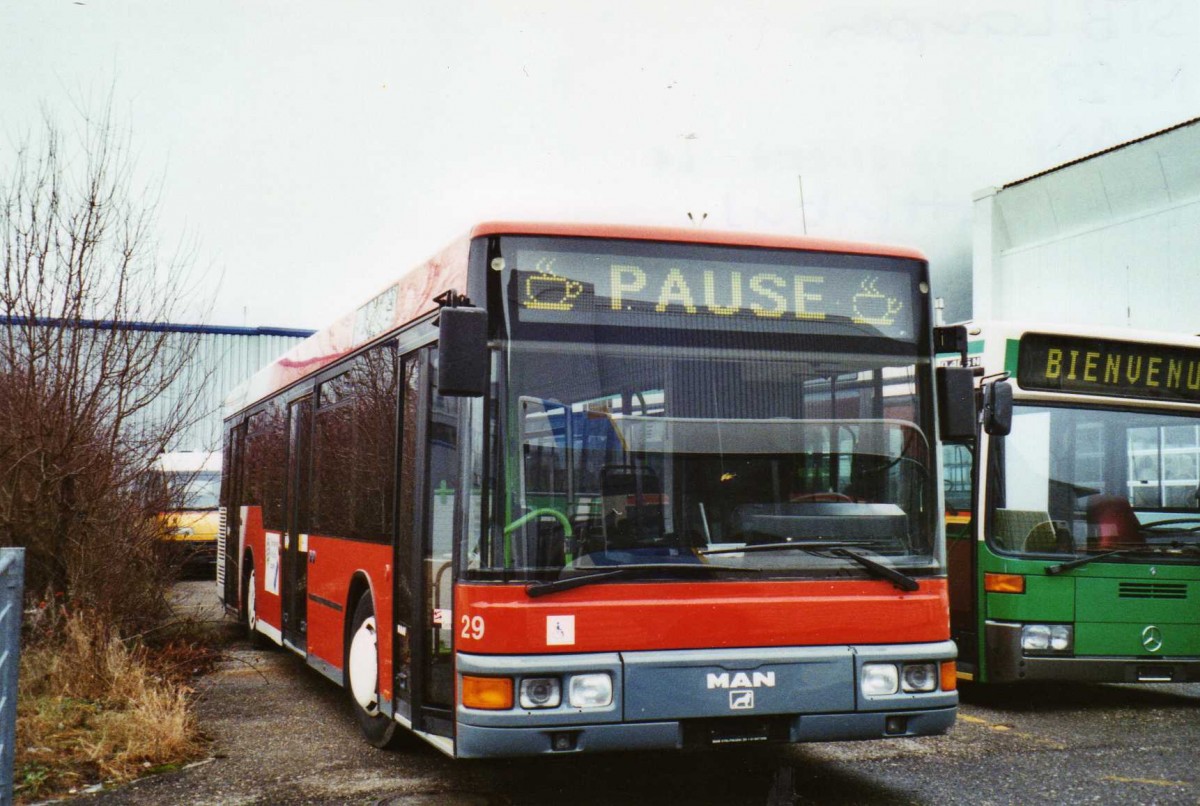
[
  {"x1": 983, "y1": 572, "x2": 1025, "y2": 594},
  {"x1": 461, "y1": 675, "x2": 513, "y2": 710},
  {"x1": 940, "y1": 661, "x2": 957, "y2": 692}
]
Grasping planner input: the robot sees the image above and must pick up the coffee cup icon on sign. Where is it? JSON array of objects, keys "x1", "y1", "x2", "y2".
[
  {"x1": 523, "y1": 260, "x2": 584, "y2": 311},
  {"x1": 851, "y1": 277, "x2": 903, "y2": 326}
]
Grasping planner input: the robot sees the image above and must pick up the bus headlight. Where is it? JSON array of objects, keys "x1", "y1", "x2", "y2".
[
  {"x1": 1020, "y1": 624, "x2": 1073, "y2": 655},
  {"x1": 900, "y1": 662, "x2": 938, "y2": 692},
  {"x1": 568, "y1": 673, "x2": 613, "y2": 708},
  {"x1": 519, "y1": 677, "x2": 561, "y2": 709},
  {"x1": 861, "y1": 663, "x2": 899, "y2": 696}
]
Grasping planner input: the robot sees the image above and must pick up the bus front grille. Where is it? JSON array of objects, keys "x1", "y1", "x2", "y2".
[{"x1": 1118, "y1": 582, "x2": 1187, "y2": 600}]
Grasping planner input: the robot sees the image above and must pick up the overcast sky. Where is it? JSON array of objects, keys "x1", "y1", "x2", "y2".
[{"x1": 4, "y1": 1, "x2": 1199, "y2": 329}]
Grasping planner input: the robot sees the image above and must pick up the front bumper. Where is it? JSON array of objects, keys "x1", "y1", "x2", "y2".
[
  {"x1": 454, "y1": 642, "x2": 958, "y2": 758},
  {"x1": 985, "y1": 621, "x2": 1200, "y2": 683},
  {"x1": 455, "y1": 707, "x2": 958, "y2": 758}
]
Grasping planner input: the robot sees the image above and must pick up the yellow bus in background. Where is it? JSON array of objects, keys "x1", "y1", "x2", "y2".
[{"x1": 155, "y1": 451, "x2": 222, "y2": 575}]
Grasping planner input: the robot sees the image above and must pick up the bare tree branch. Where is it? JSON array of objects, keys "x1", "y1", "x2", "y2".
[{"x1": 0, "y1": 102, "x2": 216, "y2": 633}]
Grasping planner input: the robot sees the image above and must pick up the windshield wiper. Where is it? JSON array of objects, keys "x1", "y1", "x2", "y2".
[
  {"x1": 1047, "y1": 549, "x2": 1141, "y2": 575},
  {"x1": 828, "y1": 548, "x2": 919, "y2": 592},
  {"x1": 1047, "y1": 544, "x2": 1199, "y2": 575},
  {"x1": 525, "y1": 563, "x2": 758, "y2": 598},
  {"x1": 700, "y1": 541, "x2": 919, "y2": 592},
  {"x1": 699, "y1": 540, "x2": 865, "y2": 555}
]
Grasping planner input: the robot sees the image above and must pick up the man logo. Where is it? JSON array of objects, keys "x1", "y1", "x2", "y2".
[
  {"x1": 706, "y1": 671, "x2": 776, "y2": 689},
  {"x1": 729, "y1": 690, "x2": 755, "y2": 710}
]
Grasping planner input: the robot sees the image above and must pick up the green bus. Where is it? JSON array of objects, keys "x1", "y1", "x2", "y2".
[{"x1": 942, "y1": 322, "x2": 1200, "y2": 684}]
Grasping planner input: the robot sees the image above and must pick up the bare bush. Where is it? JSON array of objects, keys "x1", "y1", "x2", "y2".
[{"x1": 0, "y1": 103, "x2": 212, "y2": 633}]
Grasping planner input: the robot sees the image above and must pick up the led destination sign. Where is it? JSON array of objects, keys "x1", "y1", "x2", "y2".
[
  {"x1": 511, "y1": 248, "x2": 917, "y2": 339},
  {"x1": 1018, "y1": 333, "x2": 1200, "y2": 404}
]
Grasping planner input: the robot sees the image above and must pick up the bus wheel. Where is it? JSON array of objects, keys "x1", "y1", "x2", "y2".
[
  {"x1": 243, "y1": 563, "x2": 269, "y2": 649},
  {"x1": 347, "y1": 594, "x2": 399, "y2": 748}
]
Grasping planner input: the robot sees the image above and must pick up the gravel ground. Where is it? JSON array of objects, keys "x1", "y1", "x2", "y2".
[{"x1": 80, "y1": 582, "x2": 1200, "y2": 805}]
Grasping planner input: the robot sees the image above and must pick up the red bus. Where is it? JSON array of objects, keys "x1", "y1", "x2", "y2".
[{"x1": 218, "y1": 222, "x2": 969, "y2": 757}]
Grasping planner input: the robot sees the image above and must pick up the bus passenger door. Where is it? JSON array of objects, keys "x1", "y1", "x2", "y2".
[
  {"x1": 422, "y1": 349, "x2": 459, "y2": 731},
  {"x1": 393, "y1": 354, "x2": 419, "y2": 720},
  {"x1": 943, "y1": 442, "x2": 978, "y2": 672},
  {"x1": 396, "y1": 347, "x2": 458, "y2": 739},
  {"x1": 282, "y1": 395, "x2": 313, "y2": 651},
  {"x1": 220, "y1": 424, "x2": 246, "y2": 610}
]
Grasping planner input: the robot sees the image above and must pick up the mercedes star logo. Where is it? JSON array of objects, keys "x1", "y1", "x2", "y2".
[{"x1": 1141, "y1": 625, "x2": 1164, "y2": 653}]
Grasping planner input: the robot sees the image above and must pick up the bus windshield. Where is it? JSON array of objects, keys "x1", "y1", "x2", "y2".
[
  {"x1": 489, "y1": 341, "x2": 935, "y2": 579},
  {"x1": 991, "y1": 404, "x2": 1200, "y2": 561},
  {"x1": 478, "y1": 238, "x2": 938, "y2": 581},
  {"x1": 472, "y1": 232, "x2": 940, "y2": 582},
  {"x1": 165, "y1": 470, "x2": 221, "y2": 510}
]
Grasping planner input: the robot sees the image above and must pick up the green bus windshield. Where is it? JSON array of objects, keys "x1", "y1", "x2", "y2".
[{"x1": 990, "y1": 403, "x2": 1200, "y2": 561}]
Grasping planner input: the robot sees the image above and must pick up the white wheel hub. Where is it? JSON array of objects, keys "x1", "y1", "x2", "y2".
[
  {"x1": 246, "y1": 571, "x2": 257, "y2": 631},
  {"x1": 349, "y1": 614, "x2": 379, "y2": 713}
]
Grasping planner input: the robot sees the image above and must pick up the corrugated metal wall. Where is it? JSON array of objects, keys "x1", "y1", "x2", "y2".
[
  {"x1": 3, "y1": 321, "x2": 312, "y2": 454},
  {"x1": 143, "y1": 329, "x2": 314, "y2": 452}
]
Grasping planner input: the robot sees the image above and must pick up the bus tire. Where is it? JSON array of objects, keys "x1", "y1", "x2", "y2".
[
  {"x1": 347, "y1": 594, "x2": 399, "y2": 749},
  {"x1": 243, "y1": 561, "x2": 270, "y2": 649}
]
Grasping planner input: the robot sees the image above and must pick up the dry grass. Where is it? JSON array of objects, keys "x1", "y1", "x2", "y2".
[{"x1": 14, "y1": 610, "x2": 213, "y2": 802}]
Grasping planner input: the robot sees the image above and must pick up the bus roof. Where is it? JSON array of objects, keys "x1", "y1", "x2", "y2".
[
  {"x1": 225, "y1": 222, "x2": 927, "y2": 419},
  {"x1": 467, "y1": 221, "x2": 927, "y2": 261},
  {"x1": 961, "y1": 320, "x2": 1200, "y2": 349}
]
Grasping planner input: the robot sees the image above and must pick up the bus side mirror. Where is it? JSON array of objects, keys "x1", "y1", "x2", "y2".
[
  {"x1": 933, "y1": 325, "x2": 968, "y2": 359},
  {"x1": 437, "y1": 306, "x2": 488, "y2": 397},
  {"x1": 982, "y1": 378, "x2": 1013, "y2": 437},
  {"x1": 937, "y1": 366, "x2": 976, "y2": 442}
]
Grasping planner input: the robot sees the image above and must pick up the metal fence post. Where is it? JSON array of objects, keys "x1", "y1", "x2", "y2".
[{"x1": 0, "y1": 548, "x2": 26, "y2": 806}]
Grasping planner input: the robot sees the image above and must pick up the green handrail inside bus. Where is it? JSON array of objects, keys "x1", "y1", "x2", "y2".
[{"x1": 504, "y1": 508, "x2": 574, "y2": 564}]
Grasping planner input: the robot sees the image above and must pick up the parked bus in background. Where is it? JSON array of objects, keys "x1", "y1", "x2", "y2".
[
  {"x1": 218, "y1": 222, "x2": 976, "y2": 757},
  {"x1": 941, "y1": 322, "x2": 1200, "y2": 684},
  {"x1": 154, "y1": 451, "x2": 222, "y2": 574}
]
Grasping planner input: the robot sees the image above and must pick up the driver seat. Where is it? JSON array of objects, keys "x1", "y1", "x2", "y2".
[{"x1": 1086, "y1": 495, "x2": 1145, "y2": 550}]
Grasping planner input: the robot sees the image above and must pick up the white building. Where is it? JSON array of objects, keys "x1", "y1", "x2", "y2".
[{"x1": 973, "y1": 117, "x2": 1200, "y2": 333}]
